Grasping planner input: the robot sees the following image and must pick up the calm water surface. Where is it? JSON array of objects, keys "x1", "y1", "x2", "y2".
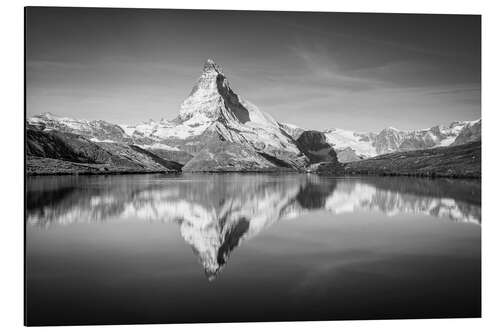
[{"x1": 25, "y1": 174, "x2": 481, "y2": 325}]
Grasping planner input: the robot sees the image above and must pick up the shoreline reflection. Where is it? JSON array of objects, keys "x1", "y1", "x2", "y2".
[{"x1": 27, "y1": 174, "x2": 481, "y2": 278}]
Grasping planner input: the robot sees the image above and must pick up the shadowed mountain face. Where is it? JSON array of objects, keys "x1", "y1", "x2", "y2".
[{"x1": 26, "y1": 174, "x2": 481, "y2": 280}]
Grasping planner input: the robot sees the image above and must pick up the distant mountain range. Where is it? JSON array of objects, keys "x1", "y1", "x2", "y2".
[
  {"x1": 26, "y1": 59, "x2": 481, "y2": 174},
  {"x1": 281, "y1": 120, "x2": 481, "y2": 162}
]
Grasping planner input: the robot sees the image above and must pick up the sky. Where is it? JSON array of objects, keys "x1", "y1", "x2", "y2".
[{"x1": 26, "y1": 7, "x2": 481, "y2": 132}]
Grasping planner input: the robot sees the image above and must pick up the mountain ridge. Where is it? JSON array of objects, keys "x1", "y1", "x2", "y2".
[
  {"x1": 29, "y1": 111, "x2": 480, "y2": 164},
  {"x1": 27, "y1": 59, "x2": 481, "y2": 172}
]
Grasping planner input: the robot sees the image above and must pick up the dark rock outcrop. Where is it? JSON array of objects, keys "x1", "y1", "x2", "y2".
[{"x1": 296, "y1": 130, "x2": 338, "y2": 164}]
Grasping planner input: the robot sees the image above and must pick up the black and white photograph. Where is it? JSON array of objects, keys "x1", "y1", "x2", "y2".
[{"x1": 24, "y1": 6, "x2": 481, "y2": 326}]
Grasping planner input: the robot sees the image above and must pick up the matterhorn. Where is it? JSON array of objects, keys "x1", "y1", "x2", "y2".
[{"x1": 127, "y1": 59, "x2": 310, "y2": 171}]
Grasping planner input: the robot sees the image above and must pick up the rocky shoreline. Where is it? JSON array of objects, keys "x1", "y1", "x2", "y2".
[
  {"x1": 344, "y1": 141, "x2": 481, "y2": 179},
  {"x1": 27, "y1": 141, "x2": 481, "y2": 179},
  {"x1": 314, "y1": 141, "x2": 481, "y2": 179}
]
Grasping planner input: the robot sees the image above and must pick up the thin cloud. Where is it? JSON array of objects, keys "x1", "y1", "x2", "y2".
[
  {"x1": 290, "y1": 44, "x2": 386, "y2": 92},
  {"x1": 267, "y1": 15, "x2": 472, "y2": 60}
]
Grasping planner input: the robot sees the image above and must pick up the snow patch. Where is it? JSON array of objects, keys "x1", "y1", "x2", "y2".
[{"x1": 139, "y1": 143, "x2": 180, "y2": 151}]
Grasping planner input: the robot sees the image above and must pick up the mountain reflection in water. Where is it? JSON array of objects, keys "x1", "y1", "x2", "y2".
[{"x1": 26, "y1": 174, "x2": 481, "y2": 279}]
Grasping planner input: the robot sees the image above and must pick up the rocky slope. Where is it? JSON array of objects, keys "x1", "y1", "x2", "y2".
[
  {"x1": 182, "y1": 140, "x2": 280, "y2": 172},
  {"x1": 340, "y1": 140, "x2": 481, "y2": 178},
  {"x1": 26, "y1": 127, "x2": 181, "y2": 175},
  {"x1": 279, "y1": 122, "x2": 305, "y2": 140},
  {"x1": 29, "y1": 113, "x2": 131, "y2": 143}
]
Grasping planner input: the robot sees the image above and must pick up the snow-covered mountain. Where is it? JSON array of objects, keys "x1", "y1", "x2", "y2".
[
  {"x1": 29, "y1": 112, "x2": 131, "y2": 143},
  {"x1": 322, "y1": 119, "x2": 481, "y2": 162},
  {"x1": 27, "y1": 59, "x2": 481, "y2": 167},
  {"x1": 279, "y1": 122, "x2": 305, "y2": 140},
  {"x1": 118, "y1": 59, "x2": 308, "y2": 169},
  {"x1": 28, "y1": 59, "x2": 309, "y2": 170},
  {"x1": 452, "y1": 119, "x2": 482, "y2": 146},
  {"x1": 323, "y1": 128, "x2": 377, "y2": 159}
]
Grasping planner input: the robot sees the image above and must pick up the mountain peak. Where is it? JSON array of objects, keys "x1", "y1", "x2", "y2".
[
  {"x1": 202, "y1": 58, "x2": 223, "y2": 74},
  {"x1": 178, "y1": 58, "x2": 252, "y2": 126}
]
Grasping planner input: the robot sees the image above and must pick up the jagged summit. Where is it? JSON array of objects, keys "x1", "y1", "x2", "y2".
[
  {"x1": 179, "y1": 59, "x2": 269, "y2": 128},
  {"x1": 174, "y1": 59, "x2": 308, "y2": 169},
  {"x1": 178, "y1": 59, "x2": 231, "y2": 123},
  {"x1": 202, "y1": 58, "x2": 223, "y2": 74}
]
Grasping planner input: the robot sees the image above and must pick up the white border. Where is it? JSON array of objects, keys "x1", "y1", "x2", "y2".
[{"x1": 1, "y1": 1, "x2": 499, "y2": 332}]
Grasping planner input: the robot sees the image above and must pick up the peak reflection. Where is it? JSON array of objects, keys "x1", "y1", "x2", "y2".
[{"x1": 27, "y1": 174, "x2": 481, "y2": 279}]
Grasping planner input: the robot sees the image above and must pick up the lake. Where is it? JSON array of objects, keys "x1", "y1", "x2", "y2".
[{"x1": 25, "y1": 174, "x2": 481, "y2": 325}]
